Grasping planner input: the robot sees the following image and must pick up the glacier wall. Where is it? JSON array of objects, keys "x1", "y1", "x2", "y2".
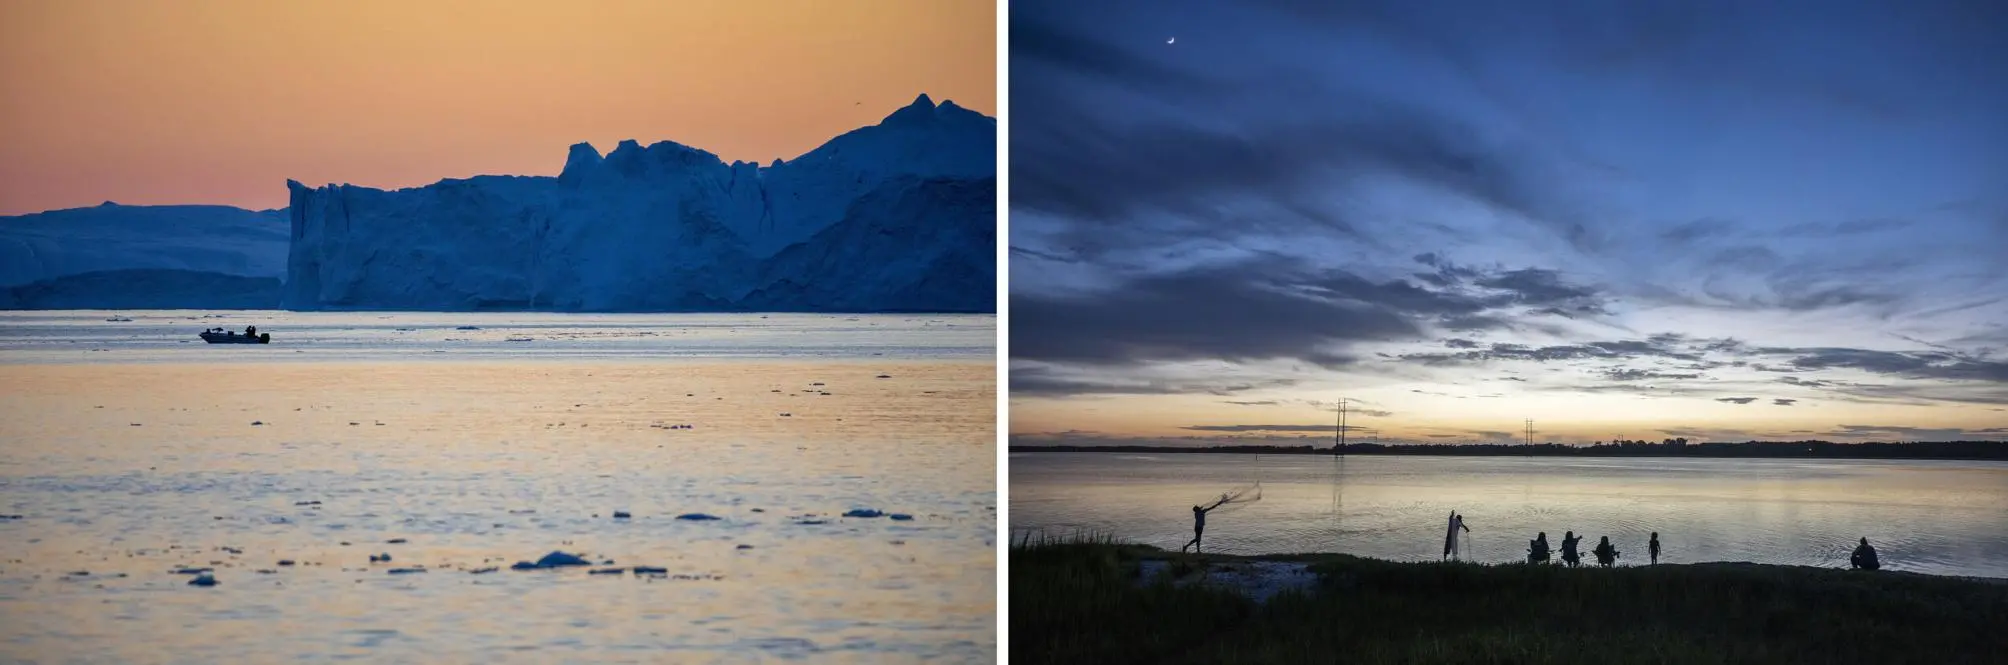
[{"x1": 284, "y1": 94, "x2": 995, "y2": 312}]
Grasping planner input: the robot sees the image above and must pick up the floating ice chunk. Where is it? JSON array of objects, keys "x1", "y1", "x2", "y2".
[
  {"x1": 675, "y1": 513, "x2": 722, "y2": 521},
  {"x1": 735, "y1": 544, "x2": 754, "y2": 550},
  {"x1": 250, "y1": 421, "x2": 264, "y2": 426},
  {"x1": 632, "y1": 566, "x2": 668, "y2": 575},
  {"x1": 843, "y1": 509, "x2": 886, "y2": 518},
  {"x1": 278, "y1": 560, "x2": 296, "y2": 566},
  {"x1": 469, "y1": 567, "x2": 499, "y2": 574},
  {"x1": 889, "y1": 514, "x2": 914, "y2": 521},
  {"x1": 171, "y1": 567, "x2": 212, "y2": 575},
  {"x1": 385, "y1": 538, "x2": 408, "y2": 544},
  {"x1": 369, "y1": 553, "x2": 392, "y2": 563},
  {"x1": 455, "y1": 326, "x2": 480, "y2": 330},
  {"x1": 612, "y1": 511, "x2": 631, "y2": 519},
  {"x1": 590, "y1": 568, "x2": 626, "y2": 575},
  {"x1": 532, "y1": 551, "x2": 591, "y2": 568},
  {"x1": 188, "y1": 573, "x2": 217, "y2": 587},
  {"x1": 509, "y1": 561, "x2": 540, "y2": 571},
  {"x1": 387, "y1": 567, "x2": 426, "y2": 574}
]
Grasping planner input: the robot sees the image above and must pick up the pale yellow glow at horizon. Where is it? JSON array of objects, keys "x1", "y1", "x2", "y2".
[
  {"x1": 1011, "y1": 389, "x2": 2006, "y2": 443},
  {"x1": 0, "y1": 0, "x2": 995, "y2": 214}
]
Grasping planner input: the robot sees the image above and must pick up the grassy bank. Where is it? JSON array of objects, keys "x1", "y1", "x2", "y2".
[{"x1": 1012, "y1": 538, "x2": 2007, "y2": 664}]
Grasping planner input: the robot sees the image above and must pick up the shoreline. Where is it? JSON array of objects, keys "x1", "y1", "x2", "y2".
[
  {"x1": 1010, "y1": 446, "x2": 2008, "y2": 461},
  {"x1": 1014, "y1": 540, "x2": 2008, "y2": 664}
]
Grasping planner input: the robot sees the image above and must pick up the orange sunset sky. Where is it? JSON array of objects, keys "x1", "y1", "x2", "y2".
[{"x1": 0, "y1": 0, "x2": 995, "y2": 215}]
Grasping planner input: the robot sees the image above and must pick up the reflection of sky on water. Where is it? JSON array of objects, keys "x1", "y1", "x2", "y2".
[
  {"x1": 0, "y1": 315, "x2": 996, "y2": 663},
  {"x1": 1012, "y1": 453, "x2": 2008, "y2": 578}
]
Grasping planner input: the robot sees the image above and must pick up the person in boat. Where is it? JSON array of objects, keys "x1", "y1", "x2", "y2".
[
  {"x1": 1593, "y1": 536, "x2": 1620, "y2": 567},
  {"x1": 245, "y1": 325, "x2": 256, "y2": 336},
  {"x1": 1181, "y1": 495, "x2": 1231, "y2": 554},
  {"x1": 1649, "y1": 532, "x2": 1662, "y2": 565},
  {"x1": 1528, "y1": 531, "x2": 1551, "y2": 564},
  {"x1": 1851, "y1": 537, "x2": 1880, "y2": 571},
  {"x1": 1560, "y1": 531, "x2": 1583, "y2": 568},
  {"x1": 1442, "y1": 511, "x2": 1471, "y2": 561}
]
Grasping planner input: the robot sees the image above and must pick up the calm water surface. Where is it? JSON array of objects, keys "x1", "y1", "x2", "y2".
[
  {"x1": 1011, "y1": 453, "x2": 2008, "y2": 578},
  {"x1": 0, "y1": 311, "x2": 996, "y2": 664}
]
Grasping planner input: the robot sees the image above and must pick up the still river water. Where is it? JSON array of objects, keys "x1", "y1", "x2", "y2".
[
  {"x1": 1011, "y1": 452, "x2": 2008, "y2": 578},
  {"x1": 0, "y1": 311, "x2": 996, "y2": 664}
]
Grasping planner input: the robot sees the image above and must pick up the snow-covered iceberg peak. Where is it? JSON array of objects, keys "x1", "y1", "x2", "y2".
[{"x1": 559, "y1": 142, "x2": 604, "y2": 183}]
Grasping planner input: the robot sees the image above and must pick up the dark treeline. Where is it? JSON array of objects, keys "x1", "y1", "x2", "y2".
[{"x1": 1011, "y1": 440, "x2": 2008, "y2": 460}]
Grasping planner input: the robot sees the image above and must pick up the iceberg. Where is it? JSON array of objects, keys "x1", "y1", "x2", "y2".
[{"x1": 283, "y1": 95, "x2": 995, "y2": 312}]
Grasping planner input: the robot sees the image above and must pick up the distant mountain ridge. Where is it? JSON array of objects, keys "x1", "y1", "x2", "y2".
[{"x1": 0, "y1": 203, "x2": 288, "y2": 290}]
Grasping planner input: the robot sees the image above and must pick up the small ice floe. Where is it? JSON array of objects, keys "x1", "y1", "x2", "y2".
[
  {"x1": 735, "y1": 544, "x2": 754, "y2": 550},
  {"x1": 67, "y1": 571, "x2": 89, "y2": 577},
  {"x1": 876, "y1": 374, "x2": 892, "y2": 379},
  {"x1": 843, "y1": 509, "x2": 886, "y2": 518},
  {"x1": 612, "y1": 511, "x2": 631, "y2": 519},
  {"x1": 468, "y1": 567, "x2": 499, "y2": 574},
  {"x1": 277, "y1": 560, "x2": 296, "y2": 566},
  {"x1": 369, "y1": 553, "x2": 392, "y2": 563},
  {"x1": 675, "y1": 513, "x2": 722, "y2": 521},
  {"x1": 749, "y1": 508, "x2": 765, "y2": 513},
  {"x1": 255, "y1": 569, "x2": 277, "y2": 574},
  {"x1": 589, "y1": 568, "x2": 626, "y2": 575},
  {"x1": 455, "y1": 326, "x2": 480, "y2": 331},
  {"x1": 220, "y1": 547, "x2": 243, "y2": 555},
  {"x1": 794, "y1": 519, "x2": 828, "y2": 526},
  {"x1": 294, "y1": 500, "x2": 321, "y2": 506},
  {"x1": 250, "y1": 421, "x2": 264, "y2": 426},
  {"x1": 386, "y1": 538, "x2": 408, "y2": 544},
  {"x1": 778, "y1": 412, "x2": 792, "y2": 417},
  {"x1": 0, "y1": 514, "x2": 22, "y2": 520},
  {"x1": 632, "y1": 566, "x2": 668, "y2": 575},
  {"x1": 171, "y1": 567, "x2": 212, "y2": 575},
  {"x1": 511, "y1": 551, "x2": 591, "y2": 570},
  {"x1": 188, "y1": 573, "x2": 217, "y2": 587},
  {"x1": 387, "y1": 567, "x2": 426, "y2": 575}
]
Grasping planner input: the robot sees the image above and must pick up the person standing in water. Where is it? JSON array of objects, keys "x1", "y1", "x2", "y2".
[
  {"x1": 1560, "y1": 531, "x2": 1583, "y2": 568},
  {"x1": 1442, "y1": 511, "x2": 1471, "y2": 561},
  {"x1": 1649, "y1": 532, "x2": 1662, "y2": 565},
  {"x1": 1181, "y1": 495, "x2": 1231, "y2": 553}
]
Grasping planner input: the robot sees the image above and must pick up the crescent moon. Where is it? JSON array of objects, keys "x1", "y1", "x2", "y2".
[{"x1": 1167, "y1": 36, "x2": 1176, "y2": 45}]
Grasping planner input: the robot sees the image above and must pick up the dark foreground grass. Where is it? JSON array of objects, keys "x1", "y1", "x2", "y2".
[{"x1": 1012, "y1": 538, "x2": 2008, "y2": 665}]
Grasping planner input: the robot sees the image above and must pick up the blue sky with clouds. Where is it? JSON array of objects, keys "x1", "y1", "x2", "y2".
[{"x1": 1008, "y1": 0, "x2": 2008, "y2": 445}]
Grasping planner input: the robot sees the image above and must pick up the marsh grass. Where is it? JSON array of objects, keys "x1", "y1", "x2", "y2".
[{"x1": 1010, "y1": 534, "x2": 2008, "y2": 665}]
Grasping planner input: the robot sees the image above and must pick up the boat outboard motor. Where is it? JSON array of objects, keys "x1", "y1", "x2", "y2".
[{"x1": 260, "y1": 333, "x2": 270, "y2": 343}]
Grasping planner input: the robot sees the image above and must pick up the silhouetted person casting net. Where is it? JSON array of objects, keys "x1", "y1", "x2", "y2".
[
  {"x1": 1851, "y1": 537, "x2": 1880, "y2": 571},
  {"x1": 1593, "y1": 536, "x2": 1621, "y2": 567},
  {"x1": 1442, "y1": 511, "x2": 1471, "y2": 560},
  {"x1": 1182, "y1": 485, "x2": 1259, "y2": 553}
]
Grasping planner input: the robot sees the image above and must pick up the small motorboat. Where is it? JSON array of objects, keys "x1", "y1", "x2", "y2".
[{"x1": 200, "y1": 327, "x2": 270, "y2": 344}]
